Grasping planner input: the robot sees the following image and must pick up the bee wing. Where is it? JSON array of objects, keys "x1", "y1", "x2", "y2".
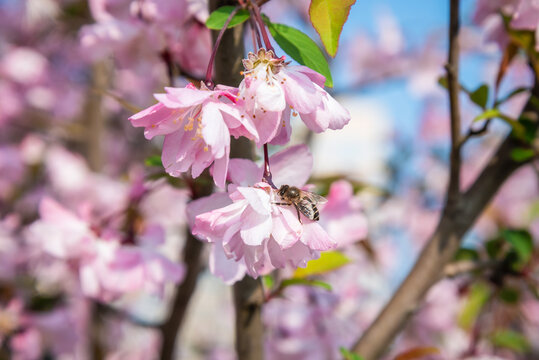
[{"x1": 301, "y1": 191, "x2": 327, "y2": 205}]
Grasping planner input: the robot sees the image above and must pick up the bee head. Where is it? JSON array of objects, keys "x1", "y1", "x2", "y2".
[{"x1": 278, "y1": 185, "x2": 289, "y2": 197}]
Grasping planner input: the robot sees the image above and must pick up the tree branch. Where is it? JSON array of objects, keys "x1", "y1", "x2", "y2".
[
  {"x1": 351, "y1": 1, "x2": 539, "y2": 356},
  {"x1": 445, "y1": 0, "x2": 462, "y2": 210},
  {"x1": 159, "y1": 226, "x2": 211, "y2": 360},
  {"x1": 352, "y1": 130, "x2": 534, "y2": 359}
]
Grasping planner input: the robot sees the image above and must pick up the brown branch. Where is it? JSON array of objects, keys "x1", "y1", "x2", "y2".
[
  {"x1": 159, "y1": 228, "x2": 210, "y2": 360},
  {"x1": 352, "y1": 130, "x2": 534, "y2": 359},
  {"x1": 444, "y1": 0, "x2": 462, "y2": 210},
  {"x1": 443, "y1": 259, "x2": 497, "y2": 278},
  {"x1": 460, "y1": 119, "x2": 491, "y2": 145},
  {"x1": 233, "y1": 277, "x2": 265, "y2": 360},
  {"x1": 83, "y1": 62, "x2": 109, "y2": 172}
]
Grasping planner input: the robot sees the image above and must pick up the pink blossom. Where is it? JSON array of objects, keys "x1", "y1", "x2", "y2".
[
  {"x1": 189, "y1": 145, "x2": 339, "y2": 282},
  {"x1": 129, "y1": 83, "x2": 258, "y2": 188},
  {"x1": 263, "y1": 287, "x2": 347, "y2": 360},
  {"x1": 79, "y1": 238, "x2": 184, "y2": 301},
  {"x1": 193, "y1": 182, "x2": 335, "y2": 279},
  {"x1": 26, "y1": 198, "x2": 184, "y2": 301},
  {"x1": 320, "y1": 180, "x2": 368, "y2": 248},
  {"x1": 239, "y1": 48, "x2": 350, "y2": 145},
  {"x1": 10, "y1": 328, "x2": 42, "y2": 360},
  {"x1": 0, "y1": 47, "x2": 48, "y2": 85},
  {"x1": 511, "y1": 0, "x2": 539, "y2": 30}
]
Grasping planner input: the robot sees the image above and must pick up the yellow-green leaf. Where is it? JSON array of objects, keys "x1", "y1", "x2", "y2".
[
  {"x1": 309, "y1": 0, "x2": 356, "y2": 57},
  {"x1": 491, "y1": 330, "x2": 530, "y2": 352},
  {"x1": 293, "y1": 251, "x2": 350, "y2": 278},
  {"x1": 144, "y1": 155, "x2": 162, "y2": 167},
  {"x1": 511, "y1": 148, "x2": 535, "y2": 162},
  {"x1": 458, "y1": 282, "x2": 491, "y2": 330}
]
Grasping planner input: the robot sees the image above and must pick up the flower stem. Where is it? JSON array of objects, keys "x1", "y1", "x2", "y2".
[
  {"x1": 263, "y1": 143, "x2": 277, "y2": 188},
  {"x1": 248, "y1": 9, "x2": 263, "y2": 50},
  {"x1": 250, "y1": 2, "x2": 274, "y2": 53},
  {"x1": 204, "y1": 6, "x2": 241, "y2": 88}
]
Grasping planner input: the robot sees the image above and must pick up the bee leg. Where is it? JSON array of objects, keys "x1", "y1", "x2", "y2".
[
  {"x1": 293, "y1": 204, "x2": 302, "y2": 224},
  {"x1": 273, "y1": 202, "x2": 290, "y2": 206}
]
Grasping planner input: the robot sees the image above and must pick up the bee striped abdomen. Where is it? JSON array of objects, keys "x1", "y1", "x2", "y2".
[{"x1": 312, "y1": 205, "x2": 320, "y2": 221}]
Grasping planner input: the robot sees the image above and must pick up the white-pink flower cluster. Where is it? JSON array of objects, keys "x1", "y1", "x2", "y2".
[
  {"x1": 128, "y1": 49, "x2": 356, "y2": 283},
  {"x1": 27, "y1": 197, "x2": 184, "y2": 302},
  {"x1": 129, "y1": 49, "x2": 350, "y2": 188}
]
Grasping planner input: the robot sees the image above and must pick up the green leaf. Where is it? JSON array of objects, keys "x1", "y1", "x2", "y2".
[
  {"x1": 469, "y1": 84, "x2": 489, "y2": 109},
  {"x1": 499, "y1": 287, "x2": 520, "y2": 304},
  {"x1": 473, "y1": 109, "x2": 526, "y2": 139},
  {"x1": 206, "y1": 6, "x2": 249, "y2": 30},
  {"x1": 262, "y1": 275, "x2": 274, "y2": 289},
  {"x1": 473, "y1": 108, "x2": 501, "y2": 122},
  {"x1": 502, "y1": 229, "x2": 533, "y2": 265},
  {"x1": 454, "y1": 248, "x2": 479, "y2": 262},
  {"x1": 339, "y1": 347, "x2": 364, "y2": 360},
  {"x1": 144, "y1": 155, "x2": 162, "y2": 167},
  {"x1": 491, "y1": 330, "x2": 530, "y2": 353},
  {"x1": 266, "y1": 21, "x2": 333, "y2": 87},
  {"x1": 437, "y1": 76, "x2": 448, "y2": 89},
  {"x1": 308, "y1": 0, "x2": 356, "y2": 57},
  {"x1": 293, "y1": 251, "x2": 350, "y2": 278},
  {"x1": 485, "y1": 239, "x2": 503, "y2": 259},
  {"x1": 280, "y1": 278, "x2": 332, "y2": 291},
  {"x1": 458, "y1": 282, "x2": 491, "y2": 330},
  {"x1": 511, "y1": 148, "x2": 535, "y2": 162}
]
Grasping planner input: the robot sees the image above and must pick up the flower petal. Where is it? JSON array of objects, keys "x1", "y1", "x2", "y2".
[
  {"x1": 228, "y1": 158, "x2": 263, "y2": 186},
  {"x1": 270, "y1": 144, "x2": 313, "y2": 187},
  {"x1": 209, "y1": 242, "x2": 246, "y2": 285},
  {"x1": 300, "y1": 222, "x2": 336, "y2": 251}
]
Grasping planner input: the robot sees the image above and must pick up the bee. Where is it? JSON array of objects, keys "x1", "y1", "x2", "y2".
[{"x1": 276, "y1": 185, "x2": 327, "y2": 222}]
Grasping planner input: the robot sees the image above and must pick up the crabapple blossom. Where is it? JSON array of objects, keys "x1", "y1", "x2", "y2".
[
  {"x1": 26, "y1": 197, "x2": 184, "y2": 301},
  {"x1": 129, "y1": 83, "x2": 258, "y2": 188},
  {"x1": 192, "y1": 181, "x2": 336, "y2": 279},
  {"x1": 189, "y1": 145, "x2": 367, "y2": 283},
  {"x1": 239, "y1": 48, "x2": 351, "y2": 145},
  {"x1": 320, "y1": 180, "x2": 368, "y2": 248}
]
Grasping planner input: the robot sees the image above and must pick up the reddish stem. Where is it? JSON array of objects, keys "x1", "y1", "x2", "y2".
[
  {"x1": 249, "y1": 9, "x2": 263, "y2": 50},
  {"x1": 204, "y1": 6, "x2": 241, "y2": 88},
  {"x1": 263, "y1": 144, "x2": 276, "y2": 188},
  {"x1": 250, "y1": 2, "x2": 275, "y2": 53}
]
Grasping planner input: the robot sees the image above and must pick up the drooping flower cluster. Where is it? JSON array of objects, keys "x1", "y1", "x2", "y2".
[
  {"x1": 129, "y1": 48, "x2": 350, "y2": 188},
  {"x1": 239, "y1": 49, "x2": 351, "y2": 145},
  {"x1": 183, "y1": 145, "x2": 368, "y2": 283},
  {"x1": 26, "y1": 197, "x2": 185, "y2": 301},
  {"x1": 130, "y1": 83, "x2": 258, "y2": 188},
  {"x1": 128, "y1": 45, "x2": 354, "y2": 281}
]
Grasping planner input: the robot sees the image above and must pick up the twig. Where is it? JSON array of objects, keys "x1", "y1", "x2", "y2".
[
  {"x1": 443, "y1": 259, "x2": 497, "y2": 278},
  {"x1": 460, "y1": 119, "x2": 491, "y2": 145},
  {"x1": 444, "y1": 0, "x2": 462, "y2": 211},
  {"x1": 159, "y1": 228, "x2": 210, "y2": 360}
]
